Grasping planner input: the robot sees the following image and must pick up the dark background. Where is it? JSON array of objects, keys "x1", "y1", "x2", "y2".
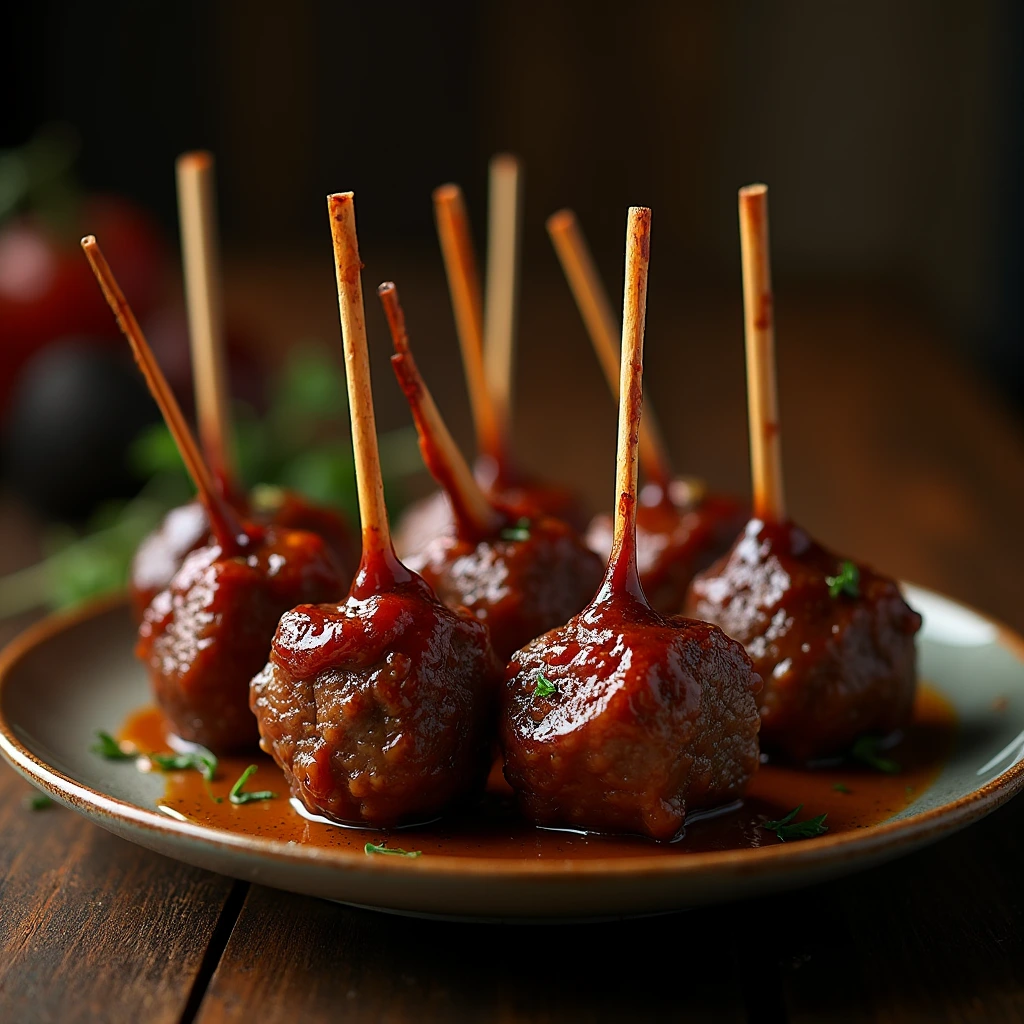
[
  {"x1": 5, "y1": 0, "x2": 1021, "y2": 366},
  {"x1": 2, "y1": 0, "x2": 1022, "y2": 506}
]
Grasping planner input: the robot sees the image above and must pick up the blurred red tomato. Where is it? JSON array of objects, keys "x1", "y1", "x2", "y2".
[{"x1": 0, "y1": 196, "x2": 167, "y2": 411}]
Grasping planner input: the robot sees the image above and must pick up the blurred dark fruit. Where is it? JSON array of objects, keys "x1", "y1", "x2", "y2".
[
  {"x1": 2, "y1": 338, "x2": 160, "y2": 520},
  {"x1": 0, "y1": 196, "x2": 167, "y2": 410}
]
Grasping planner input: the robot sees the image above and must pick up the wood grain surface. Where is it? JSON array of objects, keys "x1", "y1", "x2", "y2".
[{"x1": 1, "y1": 274, "x2": 1023, "y2": 1023}]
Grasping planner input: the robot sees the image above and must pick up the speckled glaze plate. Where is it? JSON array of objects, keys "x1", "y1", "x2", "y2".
[{"x1": 1, "y1": 585, "x2": 1023, "y2": 921}]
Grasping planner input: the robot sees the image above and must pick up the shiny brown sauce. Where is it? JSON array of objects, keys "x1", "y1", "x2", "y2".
[{"x1": 120, "y1": 684, "x2": 955, "y2": 859}]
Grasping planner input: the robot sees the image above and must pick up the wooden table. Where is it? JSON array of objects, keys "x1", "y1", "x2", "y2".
[{"x1": 2, "y1": 277, "x2": 1024, "y2": 1023}]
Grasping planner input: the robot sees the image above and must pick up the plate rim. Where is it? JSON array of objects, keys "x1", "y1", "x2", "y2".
[{"x1": 1, "y1": 586, "x2": 1023, "y2": 883}]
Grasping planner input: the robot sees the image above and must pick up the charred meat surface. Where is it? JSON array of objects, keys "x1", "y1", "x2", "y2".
[
  {"x1": 686, "y1": 518, "x2": 921, "y2": 762},
  {"x1": 137, "y1": 524, "x2": 345, "y2": 753},
  {"x1": 251, "y1": 566, "x2": 501, "y2": 827}
]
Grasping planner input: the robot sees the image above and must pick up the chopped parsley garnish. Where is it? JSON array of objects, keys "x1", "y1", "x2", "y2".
[
  {"x1": 90, "y1": 730, "x2": 136, "y2": 760},
  {"x1": 499, "y1": 517, "x2": 532, "y2": 542},
  {"x1": 228, "y1": 765, "x2": 277, "y2": 805},
  {"x1": 832, "y1": 782, "x2": 851, "y2": 794},
  {"x1": 825, "y1": 560, "x2": 860, "y2": 598},
  {"x1": 852, "y1": 735, "x2": 901, "y2": 774},
  {"x1": 149, "y1": 750, "x2": 218, "y2": 782},
  {"x1": 364, "y1": 842, "x2": 422, "y2": 858},
  {"x1": 23, "y1": 793, "x2": 53, "y2": 810},
  {"x1": 150, "y1": 748, "x2": 222, "y2": 802},
  {"x1": 534, "y1": 673, "x2": 558, "y2": 698},
  {"x1": 761, "y1": 805, "x2": 829, "y2": 842},
  {"x1": 91, "y1": 730, "x2": 224, "y2": 800}
]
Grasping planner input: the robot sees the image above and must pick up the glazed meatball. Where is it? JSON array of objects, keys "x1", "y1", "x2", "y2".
[
  {"x1": 501, "y1": 597, "x2": 762, "y2": 841},
  {"x1": 686, "y1": 518, "x2": 922, "y2": 762},
  {"x1": 407, "y1": 508, "x2": 604, "y2": 661},
  {"x1": 137, "y1": 525, "x2": 345, "y2": 752},
  {"x1": 131, "y1": 501, "x2": 209, "y2": 619},
  {"x1": 130, "y1": 490, "x2": 355, "y2": 619},
  {"x1": 395, "y1": 472, "x2": 585, "y2": 560},
  {"x1": 586, "y1": 481, "x2": 746, "y2": 614},
  {"x1": 251, "y1": 570, "x2": 502, "y2": 827}
]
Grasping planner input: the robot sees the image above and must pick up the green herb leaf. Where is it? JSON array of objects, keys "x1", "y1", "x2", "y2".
[
  {"x1": 499, "y1": 518, "x2": 532, "y2": 542},
  {"x1": 851, "y1": 736, "x2": 901, "y2": 774},
  {"x1": 534, "y1": 673, "x2": 558, "y2": 698},
  {"x1": 148, "y1": 748, "x2": 223, "y2": 802},
  {"x1": 91, "y1": 731, "x2": 136, "y2": 761},
  {"x1": 228, "y1": 765, "x2": 277, "y2": 805},
  {"x1": 364, "y1": 842, "x2": 422, "y2": 858},
  {"x1": 761, "y1": 804, "x2": 829, "y2": 842},
  {"x1": 149, "y1": 749, "x2": 218, "y2": 783},
  {"x1": 825, "y1": 560, "x2": 860, "y2": 598},
  {"x1": 23, "y1": 793, "x2": 53, "y2": 811},
  {"x1": 832, "y1": 782, "x2": 851, "y2": 794}
]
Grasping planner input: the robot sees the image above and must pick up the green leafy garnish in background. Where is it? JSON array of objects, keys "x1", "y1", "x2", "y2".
[{"x1": 0, "y1": 346, "x2": 423, "y2": 620}]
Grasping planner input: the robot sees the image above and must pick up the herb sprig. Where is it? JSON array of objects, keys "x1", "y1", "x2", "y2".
[
  {"x1": 533, "y1": 673, "x2": 558, "y2": 699},
  {"x1": 499, "y1": 518, "x2": 532, "y2": 543},
  {"x1": 851, "y1": 736, "x2": 900, "y2": 774},
  {"x1": 364, "y1": 842, "x2": 422, "y2": 858},
  {"x1": 91, "y1": 731, "x2": 224, "y2": 801},
  {"x1": 228, "y1": 765, "x2": 277, "y2": 805},
  {"x1": 761, "y1": 805, "x2": 829, "y2": 842},
  {"x1": 826, "y1": 561, "x2": 860, "y2": 598},
  {"x1": 91, "y1": 731, "x2": 137, "y2": 761}
]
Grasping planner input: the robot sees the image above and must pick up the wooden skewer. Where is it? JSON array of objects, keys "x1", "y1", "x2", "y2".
[
  {"x1": 175, "y1": 151, "x2": 237, "y2": 494},
  {"x1": 605, "y1": 207, "x2": 652, "y2": 601},
  {"x1": 379, "y1": 282, "x2": 502, "y2": 540},
  {"x1": 81, "y1": 236, "x2": 245, "y2": 552},
  {"x1": 432, "y1": 183, "x2": 504, "y2": 468},
  {"x1": 327, "y1": 193, "x2": 399, "y2": 568},
  {"x1": 546, "y1": 209, "x2": 673, "y2": 492},
  {"x1": 482, "y1": 154, "x2": 522, "y2": 447},
  {"x1": 738, "y1": 184, "x2": 785, "y2": 523}
]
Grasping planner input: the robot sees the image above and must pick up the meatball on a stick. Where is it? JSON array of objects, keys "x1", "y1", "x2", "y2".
[
  {"x1": 82, "y1": 236, "x2": 345, "y2": 753},
  {"x1": 395, "y1": 165, "x2": 581, "y2": 555},
  {"x1": 130, "y1": 152, "x2": 354, "y2": 617},
  {"x1": 379, "y1": 282, "x2": 602, "y2": 661},
  {"x1": 250, "y1": 194, "x2": 501, "y2": 828},
  {"x1": 502, "y1": 208, "x2": 762, "y2": 841},
  {"x1": 547, "y1": 209, "x2": 745, "y2": 613},
  {"x1": 685, "y1": 185, "x2": 921, "y2": 763}
]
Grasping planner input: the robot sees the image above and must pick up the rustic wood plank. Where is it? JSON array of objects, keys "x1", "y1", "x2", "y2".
[
  {"x1": 0, "y1": 765, "x2": 240, "y2": 1024},
  {"x1": 195, "y1": 885, "x2": 752, "y2": 1024},
  {"x1": 770, "y1": 794, "x2": 1024, "y2": 1023}
]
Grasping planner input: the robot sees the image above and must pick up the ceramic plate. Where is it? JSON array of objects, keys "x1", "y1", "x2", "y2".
[{"x1": 1, "y1": 586, "x2": 1023, "y2": 921}]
